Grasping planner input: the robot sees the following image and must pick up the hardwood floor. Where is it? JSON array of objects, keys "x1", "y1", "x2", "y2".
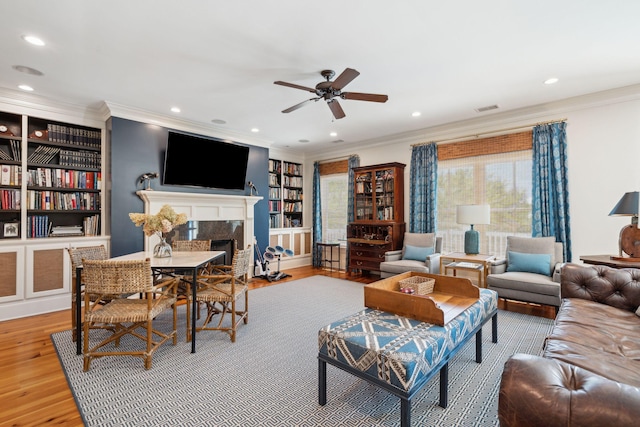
[{"x1": 0, "y1": 266, "x2": 555, "y2": 427}]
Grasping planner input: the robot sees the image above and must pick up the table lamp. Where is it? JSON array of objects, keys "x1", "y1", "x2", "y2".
[
  {"x1": 609, "y1": 191, "x2": 640, "y2": 258},
  {"x1": 457, "y1": 204, "x2": 490, "y2": 255}
]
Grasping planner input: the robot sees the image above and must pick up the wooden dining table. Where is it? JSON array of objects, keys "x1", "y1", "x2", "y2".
[{"x1": 75, "y1": 250, "x2": 225, "y2": 355}]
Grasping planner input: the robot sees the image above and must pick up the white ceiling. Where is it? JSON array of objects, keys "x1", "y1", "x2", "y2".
[{"x1": 2, "y1": 1, "x2": 640, "y2": 155}]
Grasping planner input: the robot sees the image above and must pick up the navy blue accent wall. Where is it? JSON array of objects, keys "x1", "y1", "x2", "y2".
[{"x1": 109, "y1": 117, "x2": 269, "y2": 257}]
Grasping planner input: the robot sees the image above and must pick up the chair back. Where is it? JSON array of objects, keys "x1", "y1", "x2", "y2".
[
  {"x1": 172, "y1": 239, "x2": 211, "y2": 251},
  {"x1": 231, "y1": 246, "x2": 252, "y2": 279},
  {"x1": 401, "y1": 233, "x2": 440, "y2": 257},
  {"x1": 82, "y1": 259, "x2": 154, "y2": 295},
  {"x1": 504, "y1": 236, "x2": 564, "y2": 276},
  {"x1": 68, "y1": 245, "x2": 108, "y2": 277}
]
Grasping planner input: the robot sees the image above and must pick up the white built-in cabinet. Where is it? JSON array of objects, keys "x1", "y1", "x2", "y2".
[{"x1": 0, "y1": 108, "x2": 108, "y2": 321}]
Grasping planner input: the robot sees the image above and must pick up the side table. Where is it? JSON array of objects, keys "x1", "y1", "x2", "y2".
[
  {"x1": 317, "y1": 242, "x2": 341, "y2": 271},
  {"x1": 440, "y1": 252, "x2": 495, "y2": 288},
  {"x1": 579, "y1": 254, "x2": 640, "y2": 269}
]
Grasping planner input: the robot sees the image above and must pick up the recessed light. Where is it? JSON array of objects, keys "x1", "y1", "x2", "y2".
[
  {"x1": 298, "y1": 139, "x2": 309, "y2": 143},
  {"x1": 12, "y1": 65, "x2": 44, "y2": 76},
  {"x1": 412, "y1": 111, "x2": 421, "y2": 117},
  {"x1": 329, "y1": 132, "x2": 337, "y2": 137},
  {"x1": 251, "y1": 128, "x2": 259, "y2": 133},
  {"x1": 22, "y1": 35, "x2": 45, "y2": 46},
  {"x1": 544, "y1": 77, "x2": 559, "y2": 85},
  {"x1": 18, "y1": 84, "x2": 34, "y2": 92},
  {"x1": 170, "y1": 107, "x2": 181, "y2": 113},
  {"x1": 211, "y1": 119, "x2": 226, "y2": 125}
]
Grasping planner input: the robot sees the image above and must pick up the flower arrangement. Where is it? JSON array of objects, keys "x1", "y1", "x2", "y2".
[{"x1": 129, "y1": 204, "x2": 188, "y2": 237}]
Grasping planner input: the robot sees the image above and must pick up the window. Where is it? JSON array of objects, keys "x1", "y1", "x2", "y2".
[
  {"x1": 436, "y1": 132, "x2": 533, "y2": 257},
  {"x1": 320, "y1": 173, "x2": 348, "y2": 243}
]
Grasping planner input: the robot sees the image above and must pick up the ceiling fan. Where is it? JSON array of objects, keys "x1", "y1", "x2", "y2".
[{"x1": 274, "y1": 68, "x2": 388, "y2": 120}]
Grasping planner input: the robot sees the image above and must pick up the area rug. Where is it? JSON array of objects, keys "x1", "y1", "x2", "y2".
[{"x1": 52, "y1": 276, "x2": 554, "y2": 426}]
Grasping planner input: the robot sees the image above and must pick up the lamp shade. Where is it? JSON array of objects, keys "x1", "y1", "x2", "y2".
[
  {"x1": 456, "y1": 205, "x2": 491, "y2": 225},
  {"x1": 609, "y1": 191, "x2": 639, "y2": 216}
]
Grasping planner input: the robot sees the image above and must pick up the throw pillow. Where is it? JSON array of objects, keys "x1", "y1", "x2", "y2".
[
  {"x1": 507, "y1": 251, "x2": 552, "y2": 275},
  {"x1": 506, "y1": 236, "x2": 557, "y2": 275},
  {"x1": 402, "y1": 244, "x2": 435, "y2": 261},
  {"x1": 636, "y1": 305, "x2": 640, "y2": 317}
]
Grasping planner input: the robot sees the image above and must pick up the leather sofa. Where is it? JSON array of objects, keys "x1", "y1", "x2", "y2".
[{"x1": 498, "y1": 263, "x2": 640, "y2": 427}]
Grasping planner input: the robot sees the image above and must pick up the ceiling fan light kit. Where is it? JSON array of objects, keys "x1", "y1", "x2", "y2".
[{"x1": 274, "y1": 68, "x2": 388, "y2": 119}]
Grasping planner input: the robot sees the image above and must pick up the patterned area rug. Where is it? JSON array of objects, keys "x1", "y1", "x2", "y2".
[{"x1": 52, "y1": 276, "x2": 554, "y2": 426}]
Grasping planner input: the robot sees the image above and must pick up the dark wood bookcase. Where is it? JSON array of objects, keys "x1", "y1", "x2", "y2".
[{"x1": 347, "y1": 162, "x2": 406, "y2": 273}]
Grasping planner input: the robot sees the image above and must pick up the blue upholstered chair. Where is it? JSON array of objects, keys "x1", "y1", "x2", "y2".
[
  {"x1": 379, "y1": 232, "x2": 442, "y2": 279},
  {"x1": 487, "y1": 236, "x2": 565, "y2": 308}
]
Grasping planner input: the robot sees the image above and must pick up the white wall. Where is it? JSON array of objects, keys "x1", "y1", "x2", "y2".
[{"x1": 303, "y1": 85, "x2": 640, "y2": 262}]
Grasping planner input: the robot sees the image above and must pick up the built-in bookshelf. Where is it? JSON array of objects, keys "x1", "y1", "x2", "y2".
[
  {"x1": 268, "y1": 159, "x2": 282, "y2": 228},
  {"x1": 268, "y1": 158, "x2": 303, "y2": 228},
  {"x1": 0, "y1": 111, "x2": 104, "y2": 239},
  {"x1": 282, "y1": 161, "x2": 303, "y2": 227},
  {"x1": 0, "y1": 108, "x2": 108, "y2": 322},
  {"x1": 25, "y1": 116, "x2": 102, "y2": 238},
  {"x1": 0, "y1": 112, "x2": 23, "y2": 238}
]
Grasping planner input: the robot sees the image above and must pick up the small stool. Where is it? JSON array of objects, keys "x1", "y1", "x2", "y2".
[{"x1": 317, "y1": 242, "x2": 341, "y2": 271}]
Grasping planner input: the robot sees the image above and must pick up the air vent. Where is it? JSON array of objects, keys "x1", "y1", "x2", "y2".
[{"x1": 475, "y1": 104, "x2": 499, "y2": 113}]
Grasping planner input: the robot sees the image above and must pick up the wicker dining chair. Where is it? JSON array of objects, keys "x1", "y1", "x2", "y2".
[
  {"x1": 82, "y1": 258, "x2": 178, "y2": 371},
  {"x1": 170, "y1": 239, "x2": 213, "y2": 332},
  {"x1": 67, "y1": 245, "x2": 109, "y2": 342},
  {"x1": 190, "y1": 246, "x2": 251, "y2": 342}
]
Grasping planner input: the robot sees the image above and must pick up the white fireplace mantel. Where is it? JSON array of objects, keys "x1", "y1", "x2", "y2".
[{"x1": 136, "y1": 190, "x2": 263, "y2": 252}]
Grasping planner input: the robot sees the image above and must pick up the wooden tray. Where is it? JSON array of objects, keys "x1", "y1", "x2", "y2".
[{"x1": 364, "y1": 272, "x2": 480, "y2": 326}]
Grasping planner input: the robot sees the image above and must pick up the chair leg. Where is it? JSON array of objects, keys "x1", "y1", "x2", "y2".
[
  {"x1": 230, "y1": 298, "x2": 237, "y2": 343},
  {"x1": 145, "y1": 317, "x2": 153, "y2": 370},
  {"x1": 83, "y1": 314, "x2": 91, "y2": 372},
  {"x1": 243, "y1": 292, "x2": 249, "y2": 325},
  {"x1": 172, "y1": 302, "x2": 178, "y2": 345}
]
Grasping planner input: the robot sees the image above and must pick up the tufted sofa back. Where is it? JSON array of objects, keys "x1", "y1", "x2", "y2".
[{"x1": 561, "y1": 263, "x2": 640, "y2": 312}]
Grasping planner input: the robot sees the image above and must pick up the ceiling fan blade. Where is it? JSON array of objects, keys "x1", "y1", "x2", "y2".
[
  {"x1": 327, "y1": 99, "x2": 346, "y2": 119},
  {"x1": 274, "y1": 80, "x2": 317, "y2": 93},
  {"x1": 331, "y1": 68, "x2": 360, "y2": 90},
  {"x1": 342, "y1": 92, "x2": 389, "y2": 103},
  {"x1": 282, "y1": 98, "x2": 319, "y2": 113}
]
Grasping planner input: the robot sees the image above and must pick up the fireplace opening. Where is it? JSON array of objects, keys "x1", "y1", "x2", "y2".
[{"x1": 167, "y1": 220, "x2": 244, "y2": 264}]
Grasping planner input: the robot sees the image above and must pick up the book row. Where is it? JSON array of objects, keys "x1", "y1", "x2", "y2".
[
  {"x1": 283, "y1": 188, "x2": 302, "y2": 200},
  {"x1": 283, "y1": 201, "x2": 302, "y2": 212},
  {"x1": 283, "y1": 176, "x2": 302, "y2": 188},
  {"x1": 282, "y1": 162, "x2": 302, "y2": 176},
  {"x1": 39, "y1": 124, "x2": 101, "y2": 148},
  {"x1": 1, "y1": 164, "x2": 21, "y2": 186},
  {"x1": 26, "y1": 190, "x2": 100, "y2": 211},
  {"x1": 26, "y1": 168, "x2": 101, "y2": 189},
  {"x1": 268, "y1": 200, "x2": 281, "y2": 212},
  {"x1": 58, "y1": 149, "x2": 101, "y2": 169},
  {"x1": 1, "y1": 189, "x2": 20, "y2": 210}
]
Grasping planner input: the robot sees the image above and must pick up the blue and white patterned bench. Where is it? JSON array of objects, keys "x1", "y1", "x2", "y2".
[{"x1": 318, "y1": 288, "x2": 498, "y2": 427}]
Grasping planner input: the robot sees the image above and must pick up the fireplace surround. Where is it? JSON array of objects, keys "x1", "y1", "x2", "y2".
[{"x1": 136, "y1": 190, "x2": 262, "y2": 266}]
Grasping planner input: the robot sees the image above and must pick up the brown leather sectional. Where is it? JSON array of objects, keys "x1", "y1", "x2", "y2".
[{"x1": 498, "y1": 263, "x2": 640, "y2": 427}]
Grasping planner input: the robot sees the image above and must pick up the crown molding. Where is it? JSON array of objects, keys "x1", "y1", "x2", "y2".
[
  {"x1": 0, "y1": 88, "x2": 105, "y2": 127},
  {"x1": 304, "y1": 83, "x2": 640, "y2": 157},
  {"x1": 102, "y1": 101, "x2": 273, "y2": 149}
]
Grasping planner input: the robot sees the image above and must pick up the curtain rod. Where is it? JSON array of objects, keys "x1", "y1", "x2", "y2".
[
  {"x1": 411, "y1": 118, "x2": 568, "y2": 147},
  {"x1": 318, "y1": 154, "x2": 357, "y2": 163}
]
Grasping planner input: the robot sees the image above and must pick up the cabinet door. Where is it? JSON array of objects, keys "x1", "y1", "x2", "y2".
[
  {"x1": 0, "y1": 245, "x2": 25, "y2": 303},
  {"x1": 354, "y1": 171, "x2": 373, "y2": 220},
  {"x1": 25, "y1": 242, "x2": 70, "y2": 298}
]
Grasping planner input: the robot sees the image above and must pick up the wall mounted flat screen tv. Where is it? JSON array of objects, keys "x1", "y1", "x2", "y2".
[{"x1": 163, "y1": 132, "x2": 250, "y2": 190}]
